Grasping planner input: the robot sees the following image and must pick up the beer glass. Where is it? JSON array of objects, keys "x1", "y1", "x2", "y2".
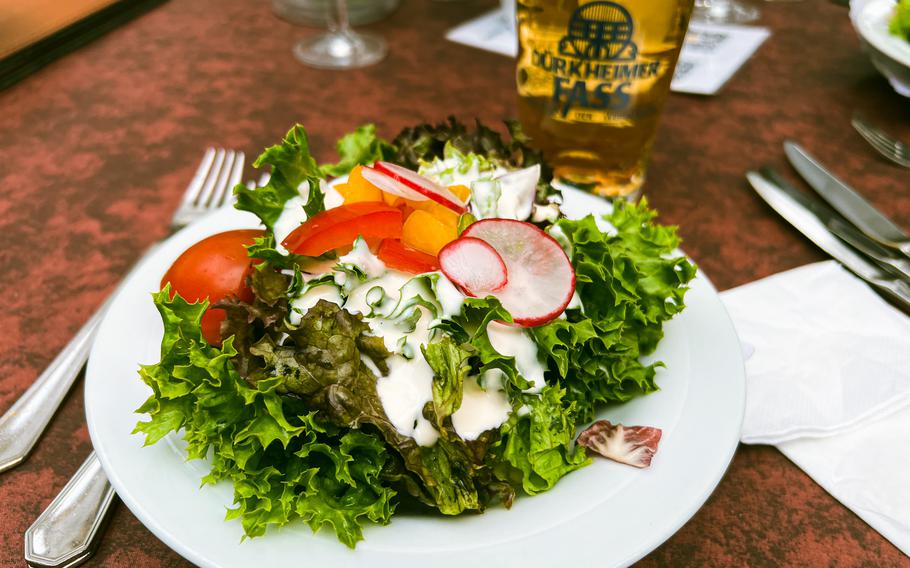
[{"x1": 516, "y1": 0, "x2": 694, "y2": 198}]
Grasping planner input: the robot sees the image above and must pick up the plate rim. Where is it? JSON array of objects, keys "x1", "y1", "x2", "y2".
[{"x1": 85, "y1": 190, "x2": 745, "y2": 568}]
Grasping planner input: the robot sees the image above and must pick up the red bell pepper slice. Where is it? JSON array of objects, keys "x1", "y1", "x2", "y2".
[
  {"x1": 282, "y1": 202, "x2": 403, "y2": 257},
  {"x1": 377, "y1": 239, "x2": 439, "y2": 274}
]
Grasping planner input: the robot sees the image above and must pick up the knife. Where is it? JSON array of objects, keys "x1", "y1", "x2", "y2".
[
  {"x1": 759, "y1": 168, "x2": 910, "y2": 282},
  {"x1": 746, "y1": 169, "x2": 910, "y2": 311},
  {"x1": 784, "y1": 141, "x2": 910, "y2": 257}
]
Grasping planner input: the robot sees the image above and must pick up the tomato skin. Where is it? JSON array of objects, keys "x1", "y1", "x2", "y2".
[
  {"x1": 377, "y1": 239, "x2": 439, "y2": 274},
  {"x1": 160, "y1": 229, "x2": 265, "y2": 344},
  {"x1": 281, "y1": 203, "x2": 403, "y2": 256}
]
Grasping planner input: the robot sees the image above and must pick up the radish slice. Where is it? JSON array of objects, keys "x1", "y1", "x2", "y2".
[
  {"x1": 576, "y1": 420, "x2": 662, "y2": 469},
  {"x1": 373, "y1": 161, "x2": 467, "y2": 213},
  {"x1": 438, "y1": 237, "x2": 508, "y2": 296},
  {"x1": 361, "y1": 166, "x2": 429, "y2": 202},
  {"x1": 462, "y1": 219, "x2": 575, "y2": 327}
]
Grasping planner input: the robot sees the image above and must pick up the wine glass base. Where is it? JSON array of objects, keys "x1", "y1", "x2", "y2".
[
  {"x1": 293, "y1": 31, "x2": 387, "y2": 69},
  {"x1": 692, "y1": 0, "x2": 760, "y2": 23}
]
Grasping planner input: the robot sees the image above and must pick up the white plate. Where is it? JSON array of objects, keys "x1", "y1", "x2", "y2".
[
  {"x1": 851, "y1": 0, "x2": 910, "y2": 97},
  {"x1": 85, "y1": 188, "x2": 745, "y2": 568}
]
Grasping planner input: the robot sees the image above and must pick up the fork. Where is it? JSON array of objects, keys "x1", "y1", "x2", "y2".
[
  {"x1": 852, "y1": 115, "x2": 910, "y2": 168},
  {"x1": 11, "y1": 149, "x2": 243, "y2": 568}
]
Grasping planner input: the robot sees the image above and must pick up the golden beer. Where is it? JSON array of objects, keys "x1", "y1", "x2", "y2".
[{"x1": 516, "y1": 0, "x2": 693, "y2": 198}]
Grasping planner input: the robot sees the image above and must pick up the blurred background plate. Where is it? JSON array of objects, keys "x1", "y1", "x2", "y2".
[{"x1": 851, "y1": 0, "x2": 910, "y2": 97}]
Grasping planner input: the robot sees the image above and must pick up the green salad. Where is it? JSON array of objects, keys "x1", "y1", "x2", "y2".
[
  {"x1": 133, "y1": 119, "x2": 696, "y2": 548},
  {"x1": 891, "y1": 0, "x2": 910, "y2": 41}
]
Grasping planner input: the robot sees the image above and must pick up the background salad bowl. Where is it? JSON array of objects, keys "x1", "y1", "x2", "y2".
[
  {"x1": 850, "y1": 0, "x2": 910, "y2": 97},
  {"x1": 84, "y1": 183, "x2": 745, "y2": 568}
]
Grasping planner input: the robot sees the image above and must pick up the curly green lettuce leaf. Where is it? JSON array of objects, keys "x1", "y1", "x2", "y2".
[
  {"x1": 134, "y1": 288, "x2": 395, "y2": 548},
  {"x1": 234, "y1": 124, "x2": 324, "y2": 231},
  {"x1": 891, "y1": 0, "x2": 910, "y2": 40},
  {"x1": 531, "y1": 199, "x2": 696, "y2": 422},
  {"x1": 490, "y1": 386, "x2": 590, "y2": 495},
  {"x1": 320, "y1": 124, "x2": 396, "y2": 177}
]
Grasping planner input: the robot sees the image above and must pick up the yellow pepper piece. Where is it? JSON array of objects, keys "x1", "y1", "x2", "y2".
[
  {"x1": 382, "y1": 190, "x2": 404, "y2": 208},
  {"x1": 449, "y1": 184, "x2": 471, "y2": 202},
  {"x1": 339, "y1": 165, "x2": 383, "y2": 203},
  {"x1": 402, "y1": 209, "x2": 458, "y2": 256},
  {"x1": 408, "y1": 199, "x2": 459, "y2": 226}
]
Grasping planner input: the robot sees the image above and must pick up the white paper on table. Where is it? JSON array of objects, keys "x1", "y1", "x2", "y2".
[
  {"x1": 721, "y1": 261, "x2": 910, "y2": 445},
  {"x1": 672, "y1": 23, "x2": 770, "y2": 95},
  {"x1": 445, "y1": 9, "x2": 517, "y2": 57},
  {"x1": 720, "y1": 260, "x2": 910, "y2": 557},
  {"x1": 445, "y1": 11, "x2": 770, "y2": 95},
  {"x1": 778, "y1": 407, "x2": 910, "y2": 557}
]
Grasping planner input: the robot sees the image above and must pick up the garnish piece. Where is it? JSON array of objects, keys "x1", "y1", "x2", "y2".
[
  {"x1": 438, "y1": 236, "x2": 508, "y2": 296},
  {"x1": 377, "y1": 239, "x2": 439, "y2": 273},
  {"x1": 281, "y1": 202, "x2": 403, "y2": 256},
  {"x1": 461, "y1": 219, "x2": 575, "y2": 327},
  {"x1": 361, "y1": 166, "x2": 429, "y2": 202},
  {"x1": 493, "y1": 164, "x2": 540, "y2": 221},
  {"x1": 374, "y1": 161, "x2": 467, "y2": 213},
  {"x1": 576, "y1": 420, "x2": 662, "y2": 469}
]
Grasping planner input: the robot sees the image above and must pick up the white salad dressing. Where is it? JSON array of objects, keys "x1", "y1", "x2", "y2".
[
  {"x1": 338, "y1": 238, "x2": 387, "y2": 280},
  {"x1": 486, "y1": 322, "x2": 546, "y2": 393},
  {"x1": 452, "y1": 369, "x2": 512, "y2": 441},
  {"x1": 376, "y1": 355, "x2": 439, "y2": 447},
  {"x1": 272, "y1": 195, "x2": 309, "y2": 253},
  {"x1": 288, "y1": 285, "x2": 343, "y2": 325},
  {"x1": 432, "y1": 272, "x2": 466, "y2": 318},
  {"x1": 322, "y1": 180, "x2": 345, "y2": 209},
  {"x1": 370, "y1": 305, "x2": 434, "y2": 355},
  {"x1": 343, "y1": 271, "x2": 412, "y2": 317}
]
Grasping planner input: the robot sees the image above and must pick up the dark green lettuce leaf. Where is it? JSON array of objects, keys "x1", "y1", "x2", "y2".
[
  {"x1": 489, "y1": 386, "x2": 590, "y2": 495},
  {"x1": 320, "y1": 124, "x2": 396, "y2": 177},
  {"x1": 531, "y1": 199, "x2": 697, "y2": 422},
  {"x1": 134, "y1": 288, "x2": 395, "y2": 548},
  {"x1": 389, "y1": 117, "x2": 557, "y2": 202},
  {"x1": 225, "y1": 295, "x2": 507, "y2": 516},
  {"x1": 234, "y1": 124, "x2": 324, "y2": 231}
]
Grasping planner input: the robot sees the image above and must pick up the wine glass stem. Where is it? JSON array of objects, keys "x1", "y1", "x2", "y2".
[{"x1": 331, "y1": 0, "x2": 352, "y2": 36}]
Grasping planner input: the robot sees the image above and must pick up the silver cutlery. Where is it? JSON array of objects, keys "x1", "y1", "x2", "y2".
[
  {"x1": 852, "y1": 115, "x2": 910, "y2": 168},
  {"x1": 784, "y1": 141, "x2": 910, "y2": 258},
  {"x1": 20, "y1": 148, "x2": 245, "y2": 568},
  {"x1": 746, "y1": 169, "x2": 910, "y2": 311},
  {"x1": 0, "y1": 148, "x2": 244, "y2": 474},
  {"x1": 759, "y1": 168, "x2": 910, "y2": 282}
]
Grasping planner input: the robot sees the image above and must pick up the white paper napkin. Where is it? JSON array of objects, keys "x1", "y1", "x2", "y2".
[{"x1": 720, "y1": 260, "x2": 910, "y2": 556}]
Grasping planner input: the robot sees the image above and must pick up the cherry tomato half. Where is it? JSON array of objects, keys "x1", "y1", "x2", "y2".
[
  {"x1": 377, "y1": 239, "x2": 439, "y2": 274},
  {"x1": 161, "y1": 229, "x2": 265, "y2": 344},
  {"x1": 281, "y1": 202, "x2": 403, "y2": 257}
]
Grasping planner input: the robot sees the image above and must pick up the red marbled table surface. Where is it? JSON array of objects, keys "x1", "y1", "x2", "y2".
[{"x1": 1, "y1": 0, "x2": 909, "y2": 566}]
